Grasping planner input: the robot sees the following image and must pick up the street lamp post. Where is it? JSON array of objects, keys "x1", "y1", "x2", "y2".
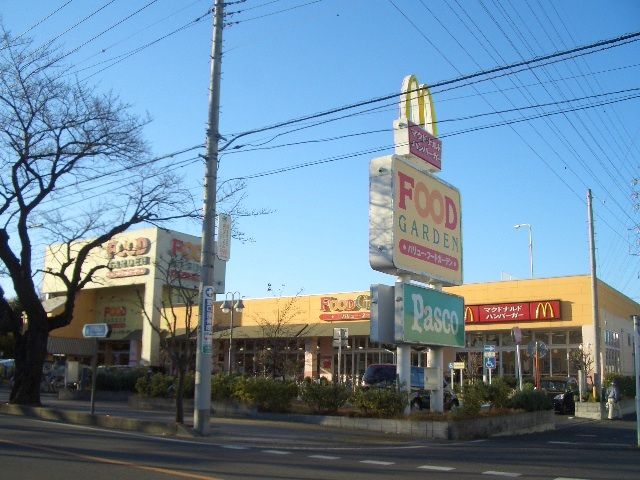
[
  {"x1": 221, "y1": 292, "x2": 244, "y2": 374},
  {"x1": 514, "y1": 223, "x2": 534, "y2": 278}
]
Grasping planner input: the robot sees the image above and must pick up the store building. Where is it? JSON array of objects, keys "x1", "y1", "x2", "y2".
[
  {"x1": 43, "y1": 227, "x2": 226, "y2": 366},
  {"x1": 44, "y1": 228, "x2": 639, "y2": 384}
]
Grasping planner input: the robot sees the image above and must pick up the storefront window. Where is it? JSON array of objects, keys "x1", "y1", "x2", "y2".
[
  {"x1": 568, "y1": 330, "x2": 582, "y2": 345},
  {"x1": 501, "y1": 350, "x2": 515, "y2": 376},
  {"x1": 501, "y1": 332, "x2": 514, "y2": 347},
  {"x1": 550, "y1": 348, "x2": 568, "y2": 376},
  {"x1": 465, "y1": 333, "x2": 483, "y2": 348},
  {"x1": 520, "y1": 329, "x2": 532, "y2": 347},
  {"x1": 485, "y1": 333, "x2": 498, "y2": 346},
  {"x1": 551, "y1": 332, "x2": 566, "y2": 345}
]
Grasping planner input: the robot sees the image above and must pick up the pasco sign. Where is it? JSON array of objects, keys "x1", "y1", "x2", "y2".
[
  {"x1": 395, "y1": 283, "x2": 464, "y2": 348},
  {"x1": 369, "y1": 155, "x2": 462, "y2": 286}
]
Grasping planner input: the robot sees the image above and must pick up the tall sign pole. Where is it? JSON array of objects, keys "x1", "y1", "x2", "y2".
[{"x1": 194, "y1": 0, "x2": 224, "y2": 435}]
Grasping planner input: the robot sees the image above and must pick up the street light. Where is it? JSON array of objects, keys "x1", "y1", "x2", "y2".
[
  {"x1": 221, "y1": 292, "x2": 244, "y2": 374},
  {"x1": 514, "y1": 223, "x2": 534, "y2": 278}
]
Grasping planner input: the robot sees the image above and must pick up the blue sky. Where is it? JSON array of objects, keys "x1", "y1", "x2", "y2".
[{"x1": 2, "y1": 0, "x2": 640, "y2": 302}]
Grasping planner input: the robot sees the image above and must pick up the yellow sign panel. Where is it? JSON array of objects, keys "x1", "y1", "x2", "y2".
[
  {"x1": 393, "y1": 158, "x2": 462, "y2": 285},
  {"x1": 369, "y1": 155, "x2": 462, "y2": 286}
]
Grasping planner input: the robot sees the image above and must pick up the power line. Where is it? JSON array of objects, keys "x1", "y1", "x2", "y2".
[
  {"x1": 14, "y1": 0, "x2": 75, "y2": 41},
  {"x1": 217, "y1": 25, "x2": 640, "y2": 151}
]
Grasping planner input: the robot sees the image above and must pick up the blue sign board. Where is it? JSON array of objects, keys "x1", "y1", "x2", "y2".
[
  {"x1": 484, "y1": 356, "x2": 496, "y2": 369},
  {"x1": 82, "y1": 323, "x2": 110, "y2": 338}
]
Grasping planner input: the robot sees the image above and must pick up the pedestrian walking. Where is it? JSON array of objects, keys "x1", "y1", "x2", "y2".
[{"x1": 607, "y1": 380, "x2": 622, "y2": 420}]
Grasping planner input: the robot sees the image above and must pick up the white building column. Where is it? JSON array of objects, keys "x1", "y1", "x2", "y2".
[
  {"x1": 304, "y1": 337, "x2": 318, "y2": 379},
  {"x1": 141, "y1": 278, "x2": 163, "y2": 366},
  {"x1": 427, "y1": 347, "x2": 444, "y2": 412}
]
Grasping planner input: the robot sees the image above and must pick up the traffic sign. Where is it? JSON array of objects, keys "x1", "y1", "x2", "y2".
[
  {"x1": 484, "y1": 344, "x2": 496, "y2": 358},
  {"x1": 82, "y1": 323, "x2": 110, "y2": 338},
  {"x1": 453, "y1": 361, "x2": 465, "y2": 369},
  {"x1": 333, "y1": 327, "x2": 348, "y2": 347},
  {"x1": 484, "y1": 356, "x2": 496, "y2": 369}
]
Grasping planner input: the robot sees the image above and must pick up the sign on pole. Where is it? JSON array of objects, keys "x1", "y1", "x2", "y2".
[
  {"x1": 394, "y1": 282, "x2": 465, "y2": 347},
  {"x1": 332, "y1": 327, "x2": 348, "y2": 347},
  {"x1": 217, "y1": 214, "x2": 232, "y2": 261},
  {"x1": 82, "y1": 323, "x2": 110, "y2": 338},
  {"x1": 369, "y1": 156, "x2": 463, "y2": 286},
  {"x1": 201, "y1": 285, "x2": 215, "y2": 355}
]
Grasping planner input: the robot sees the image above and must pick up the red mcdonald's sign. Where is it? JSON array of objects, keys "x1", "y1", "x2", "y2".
[{"x1": 464, "y1": 300, "x2": 561, "y2": 324}]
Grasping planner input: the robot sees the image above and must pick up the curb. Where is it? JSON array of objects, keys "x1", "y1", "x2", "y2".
[{"x1": 0, "y1": 403, "x2": 196, "y2": 438}]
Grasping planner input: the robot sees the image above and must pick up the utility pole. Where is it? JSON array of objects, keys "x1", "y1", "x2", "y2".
[
  {"x1": 587, "y1": 189, "x2": 602, "y2": 400},
  {"x1": 194, "y1": 0, "x2": 224, "y2": 436}
]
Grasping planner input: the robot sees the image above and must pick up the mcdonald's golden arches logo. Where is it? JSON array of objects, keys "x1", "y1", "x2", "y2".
[
  {"x1": 533, "y1": 301, "x2": 560, "y2": 319},
  {"x1": 464, "y1": 306, "x2": 476, "y2": 323}
]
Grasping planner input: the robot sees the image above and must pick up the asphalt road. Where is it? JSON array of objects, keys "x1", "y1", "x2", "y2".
[{"x1": 1, "y1": 386, "x2": 639, "y2": 479}]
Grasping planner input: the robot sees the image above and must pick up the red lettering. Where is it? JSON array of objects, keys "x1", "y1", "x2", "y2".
[
  {"x1": 396, "y1": 171, "x2": 458, "y2": 231},
  {"x1": 397, "y1": 172, "x2": 414, "y2": 210}
]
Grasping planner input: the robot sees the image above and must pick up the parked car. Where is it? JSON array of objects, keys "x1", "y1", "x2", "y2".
[
  {"x1": 362, "y1": 363, "x2": 458, "y2": 410},
  {"x1": 540, "y1": 376, "x2": 578, "y2": 414}
]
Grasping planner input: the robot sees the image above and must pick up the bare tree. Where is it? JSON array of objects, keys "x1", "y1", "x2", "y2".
[
  {"x1": 463, "y1": 352, "x2": 484, "y2": 383},
  {"x1": 0, "y1": 30, "x2": 197, "y2": 405},
  {"x1": 136, "y1": 256, "x2": 198, "y2": 424},
  {"x1": 253, "y1": 288, "x2": 309, "y2": 379}
]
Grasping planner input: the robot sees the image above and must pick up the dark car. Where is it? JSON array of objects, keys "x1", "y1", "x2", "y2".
[
  {"x1": 540, "y1": 377, "x2": 578, "y2": 414},
  {"x1": 362, "y1": 363, "x2": 458, "y2": 410}
]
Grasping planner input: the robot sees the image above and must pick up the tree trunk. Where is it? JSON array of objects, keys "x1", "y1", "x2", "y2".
[{"x1": 10, "y1": 325, "x2": 48, "y2": 405}]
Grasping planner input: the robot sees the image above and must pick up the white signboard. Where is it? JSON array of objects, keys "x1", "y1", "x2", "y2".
[{"x1": 217, "y1": 214, "x2": 232, "y2": 261}]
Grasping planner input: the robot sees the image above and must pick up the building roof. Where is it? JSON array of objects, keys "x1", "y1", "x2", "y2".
[{"x1": 42, "y1": 296, "x2": 66, "y2": 314}]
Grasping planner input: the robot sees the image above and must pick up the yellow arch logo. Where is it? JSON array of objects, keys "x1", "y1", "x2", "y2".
[
  {"x1": 464, "y1": 306, "x2": 475, "y2": 323},
  {"x1": 535, "y1": 302, "x2": 555, "y2": 319},
  {"x1": 400, "y1": 74, "x2": 438, "y2": 137}
]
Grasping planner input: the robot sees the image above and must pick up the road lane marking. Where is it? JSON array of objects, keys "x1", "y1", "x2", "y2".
[
  {"x1": 418, "y1": 465, "x2": 455, "y2": 471},
  {"x1": 308, "y1": 455, "x2": 341, "y2": 460},
  {"x1": 360, "y1": 460, "x2": 395, "y2": 466},
  {"x1": 482, "y1": 471, "x2": 522, "y2": 477},
  {"x1": 553, "y1": 478, "x2": 589, "y2": 480},
  {"x1": 262, "y1": 450, "x2": 291, "y2": 455},
  {"x1": 0, "y1": 438, "x2": 223, "y2": 479},
  {"x1": 222, "y1": 445, "x2": 248, "y2": 450}
]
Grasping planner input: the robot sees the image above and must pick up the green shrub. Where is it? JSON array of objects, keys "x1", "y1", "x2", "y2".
[
  {"x1": 352, "y1": 387, "x2": 408, "y2": 417},
  {"x1": 507, "y1": 388, "x2": 552, "y2": 412},
  {"x1": 300, "y1": 381, "x2": 351, "y2": 414},
  {"x1": 456, "y1": 381, "x2": 486, "y2": 416},
  {"x1": 97, "y1": 367, "x2": 147, "y2": 392},
  {"x1": 485, "y1": 377, "x2": 512, "y2": 409},
  {"x1": 134, "y1": 372, "x2": 174, "y2": 397},
  {"x1": 232, "y1": 377, "x2": 298, "y2": 412},
  {"x1": 211, "y1": 373, "x2": 242, "y2": 401}
]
